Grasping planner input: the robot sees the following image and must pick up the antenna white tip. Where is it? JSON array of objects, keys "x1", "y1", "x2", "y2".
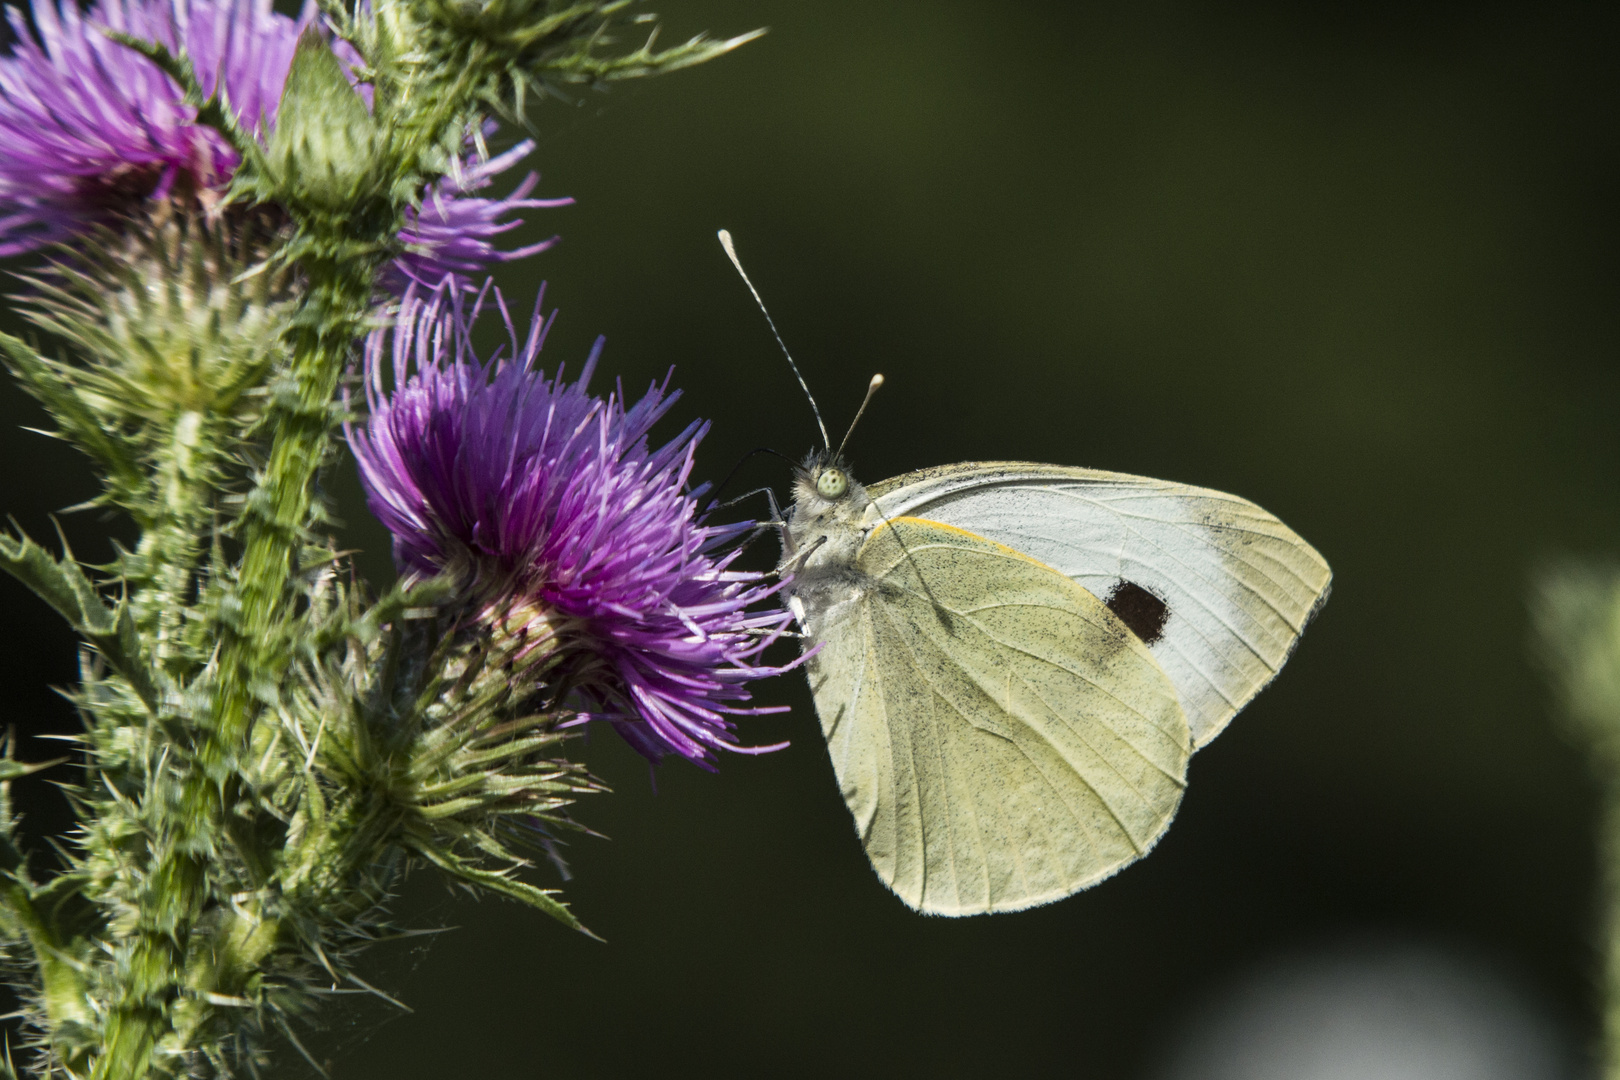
[
  {"x1": 717, "y1": 229, "x2": 832, "y2": 449},
  {"x1": 834, "y1": 372, "x2": 887, "y2": 459}
]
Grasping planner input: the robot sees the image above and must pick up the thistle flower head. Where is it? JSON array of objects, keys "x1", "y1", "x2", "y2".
[
  {"x1": 349, "y1": 284, "x2": 794, "y2": 765},
  {"x1": 0, "y1": 0, "x2": 560, "y2": 280},
  {"x1": 0, "y1": 0, "x2": 300, "y2": 254}
]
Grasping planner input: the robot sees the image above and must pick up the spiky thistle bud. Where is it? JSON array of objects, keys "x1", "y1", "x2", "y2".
[
  {"x1": 1, "y1": 208, "x2": 298, "y2": 667},
  {"x1": 258, "y1": 30, "x2": 387, "y2": 218}
]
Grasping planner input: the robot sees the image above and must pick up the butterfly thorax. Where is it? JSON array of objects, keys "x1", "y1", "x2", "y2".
[{"x1": 780, "y1": 456, "x2": 873, "y2": 638}]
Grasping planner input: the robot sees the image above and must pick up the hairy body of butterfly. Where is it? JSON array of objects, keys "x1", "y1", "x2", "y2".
[{"x1": 781, "y1": 451, "x2": 1331, "y2": 917}]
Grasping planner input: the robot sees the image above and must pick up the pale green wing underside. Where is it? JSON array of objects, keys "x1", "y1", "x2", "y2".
[
  {"x1": 864, "y1": 463, "x2": 1332, "y2": 747},
  {"x1": 808, "y1": 517, "x2": 1191, "y2": 916}
]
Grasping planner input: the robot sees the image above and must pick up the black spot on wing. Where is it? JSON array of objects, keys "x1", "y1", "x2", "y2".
[{"x1": 1105, "y1": 580, "x2": 1170, "y2": 646}]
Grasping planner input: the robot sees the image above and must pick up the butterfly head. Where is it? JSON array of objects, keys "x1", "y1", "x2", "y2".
[
  {"x1": 793, "y1": 450, "x2": 863, "y2": 513},
  {"x1": 783, "y1": 450, "x2": 870, "y2": 598}
]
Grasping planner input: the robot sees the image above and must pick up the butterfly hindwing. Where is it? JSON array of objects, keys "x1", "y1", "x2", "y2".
[
  {"x1": 865, "y1": 464, "x2": 1332, "y2": 747},
  {"x1": 806, "y1": 516, "x2": 1191, "y2": 916}
]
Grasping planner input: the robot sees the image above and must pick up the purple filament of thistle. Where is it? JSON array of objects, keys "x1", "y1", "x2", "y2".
[{"x1": 391, "y1": 139, "x2": 574, "y2": 291}]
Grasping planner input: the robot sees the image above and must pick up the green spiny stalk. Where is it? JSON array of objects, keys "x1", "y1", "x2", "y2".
[
  {"x1": 0, "y1": 4, "x2": 759, "y2": 1075},
  {"x1": 9, "y1": 209, "x2": 295, "y2": 677},
  {"x1": 0, "y1": 209, "x2": 300, "y2": 1078}
]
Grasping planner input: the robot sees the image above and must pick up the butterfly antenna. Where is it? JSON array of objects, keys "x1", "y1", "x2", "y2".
[
  {"x1": 709, "y1": 446, "x2": 800, "y2": 508},
  {"x1": 718, "y1": 229, "x2": 830, "y2": 449},
  {"x1": 834, "y1": 374, "x2": 884, "y2": 460}
]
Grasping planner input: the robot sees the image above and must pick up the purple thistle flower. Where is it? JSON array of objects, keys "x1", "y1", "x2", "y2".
[
  {"x1": 0, "y1": 0, "x2": 297, "y2": 254},
  {"x1": 0, "y1": 0, "x2": 560, "y2": 281},
  {"x1": 349, "y1": 283, "x2": 796, "y2": 766}
]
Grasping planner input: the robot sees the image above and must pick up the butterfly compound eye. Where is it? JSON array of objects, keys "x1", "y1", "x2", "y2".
[{"x1": 816, "y1": 468, "x2": 848, "y2": 499}]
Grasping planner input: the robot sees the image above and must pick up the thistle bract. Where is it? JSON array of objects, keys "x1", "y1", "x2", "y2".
[{"x1": 350, "y1": 284, "x2": 795, "y2": 765}]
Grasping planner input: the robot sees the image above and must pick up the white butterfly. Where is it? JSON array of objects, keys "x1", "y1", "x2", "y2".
[{"x1": 720, "y1": 232, "x2": 1331, "y2": 916}]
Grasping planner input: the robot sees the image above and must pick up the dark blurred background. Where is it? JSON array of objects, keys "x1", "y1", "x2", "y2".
[{"x1": 4, "y1": 0, "x2": 1620, "y2": 1075}]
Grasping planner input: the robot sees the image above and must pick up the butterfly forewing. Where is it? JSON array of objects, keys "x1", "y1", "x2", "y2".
[
  {"x1": 865, "y1": 464, "x2": 1332, "y2": 747},
  {"x1": 807, "y1": 516, "x2": 1191, "y2": 916}
]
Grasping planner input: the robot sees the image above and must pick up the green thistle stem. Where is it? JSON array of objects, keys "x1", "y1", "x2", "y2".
[
  {"x1": 95, "y1": 859, "x2": 198, "y2": 1079},
  {"x1": 130, "y1": 409, "x2": 207, "y2": 674},
  {"x1": 92, "y1": 408, "x2": 216, "y2": 1079},
  {"x1": 94, "y1": 254, "x2": 378, "y2": 1080},
  {"x1": 217, "y1": 262, "x2": 370, "y2": 734}
]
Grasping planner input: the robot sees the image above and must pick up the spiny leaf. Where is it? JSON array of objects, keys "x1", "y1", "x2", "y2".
[
  {"x1": 0, "y1": 759, "x2": 67, "y2": 784},
  {"x1": 538, "y1": 27, "x2": 764, "y2": 84},
  {"x1": 105, "y1": 31, "x2": 257, "y2": 161},
  {"x1": 0, "y1": 530, "x2": 159, "y2": 710},
  {"x1": 314, "y1": 573, "x2": 458, "y2": 651},
  {"x1": 0, "y1": 333, "x2": 142, "y2": 490},
  {"x1": 408, "y1": 841, "x2": 593, "y2": 937}
]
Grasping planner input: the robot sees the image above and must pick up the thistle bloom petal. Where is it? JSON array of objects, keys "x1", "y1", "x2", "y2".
[
  {"x1": 0, "y1": 0, "x2": 560, "y2": 280},
  {"x1": 349, "y1": 284, "x2": 795, "y2": 765}
]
